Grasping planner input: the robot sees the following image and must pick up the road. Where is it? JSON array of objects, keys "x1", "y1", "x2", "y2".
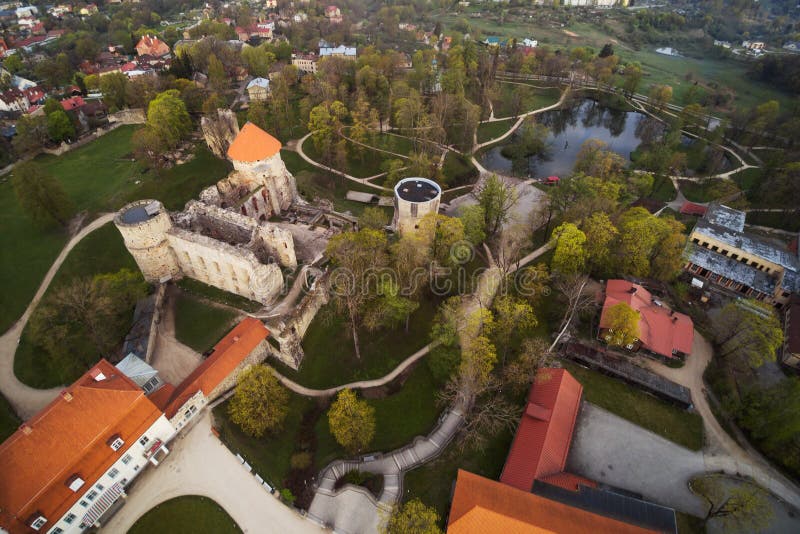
[{"x1": 0, "y1": 213, "x2": 115, "y2": 419}]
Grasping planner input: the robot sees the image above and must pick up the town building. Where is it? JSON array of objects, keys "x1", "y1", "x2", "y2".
[
  {"x1": 291, "y1": 53, "x2": 318, "y2": 73},
  {"x1": 116, "y1": 123, "x2": 299, "y2": 305},
  {"x1": 246, "y1": 77, "x2": 270, "y2": 101},
  {"x1": 742, "y1": 40, "x2": 766, "y2": 50},
  {"x1": 598, "y1": 280, "x2": 694, "y2": 359},
  {"x1": 134, "y1": 35, "x2": 170, "y2": 58},
  {"x1": 392, "y1": 177, "x2": 441, "y2": 234},
  {"x1": 684, "y1": 203, "x2": 800, "y2": 307},
  {"x1": 319, "y1": 45, "x2": 356, "y2": 60},
  {"x1": 783, "y1": 296, "x2": 800, "y2": 370},
  {"x1": 324, "y1": 5, "x2": 342, "y2": 23},
  {"x1": 0, "y1": 360, "x2": 176, "y2": 534},
  {"x1": 448, "y1": 368, "x2": 676, "y2": 533}
]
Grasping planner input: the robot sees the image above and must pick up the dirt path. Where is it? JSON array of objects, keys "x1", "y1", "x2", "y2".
[
  {"x1": 641, "y1": 333, "x2": 800, "y2": 509},
  {"x1": 0, "y1": 213, "x2": 115, "y2": 419}
]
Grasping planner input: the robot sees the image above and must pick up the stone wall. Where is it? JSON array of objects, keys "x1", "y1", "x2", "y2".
[
  {"x1": 271, "y1": 273, "x2": 329, "y2": 368},
  {"x1": 107, "y1": 108, "x2": 146, "y2": 125},
  {"x1": 201, "y1": 109, "x2": 239, "y2": 159}
]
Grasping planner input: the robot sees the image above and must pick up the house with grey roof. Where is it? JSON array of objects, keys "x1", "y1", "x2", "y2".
[{"x1": 684, "y1": 204, "x2": 800, "y2": 307}]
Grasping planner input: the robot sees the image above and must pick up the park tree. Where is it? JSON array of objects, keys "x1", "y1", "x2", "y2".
[
  {"x1": 365, "y1": 280, "x2": 419, "y2": 332},
  {"x1": 551, "y1": 223, "x2": 588, "y2": 275},
  {"x1": 573, "y1": 139, "x2": 626, "y2": 181},
  {"x1": 622, "y1": 62, "x2": 643, "y2": 96},
  {"x1": 247, "y1": 100, "x2": 271, "y2": 131},
  {"x1": 417, "y1": 213, "x2": 466, "y2": 268},
  {"x1": 549, "y1": 173, "x2": 621, "y2": 222},
  {"x1": 13, "y1": 114, "x2": 49, "y2": 155},
  {"x1": 458, "y1": 205, "x2": 486, "y2": 246},
  {"x1": 491, "y1": 296, "x2": 537, "y2": 360},
  {"x1": 99, "y1": 72, "x2": 129, "y2": 111},
  {"x1": 603, "y1": 303, "x2": 640, "y2": 347},
  {"x1": 359, "y1": 206, "x2": 389, "y2": 230},
  {"x1": 207, "y1": 53, "x2": 228, "y2": 92},
  {"x1": 46, "y1": 110, "x2": 75, "y2": 143},
  {"x1": 132, "y1": 126, "x2": 167, "y2": 170},
  {"x1": 241, "y1": 44, "x2": 276, "y2": 77},
  {"x1": 427, "y1": 297, "x2": 465, "y2": 382},
  {"x1": 382, "y1": 159, "x2": 406, "y2": 188},
  {"x1": 648, "y1": 84, "x2": 673, "y2": 111},
  {"x1": 710, "y1": 300, "x2": 783, "y2": 369},
  {"x1": 328, "y1": 389, "x2": 376, "y2": 454},
  {"x1": 146, "y1": 90, "x2": 192, "y2": 148},
  {"x1": 614, "y1": 207, "x2": 683, "y2": 280},
  {"x1": 503, "y1": 338, "x2": 553, "y2": 395},
  {"x1": 581, "y1": 212, "x2": 618, "y2": 276},
  {"x1": 349, "y1": 98, "x2": 378, "y2": 162},
  {"x1": 43, "y1": 98, "x2": 62, "y2": 116},
  {"x1": 11, "y1": 162, "x2": 74, "y2": 227},
  {"x1": 326, "y1": 228, "x2": 389, "y2": 359},
  {"x1": 477, "y1": 174, "x2": 517, "y2": 237},
  {"x1": 649, "y1": 217, "x2": 686, "y2": 280},
  {"x1": 690, "y1": 476, "x2": 772, "y2": 531},
  {"x1": 383, "y1": 499, "x2": 442, "y2": 534},
  {"x1": 228, "y1": 366, "x2": 289, "y2": 437},
  {"x1": 308, "y1": 100, "x2": 348, "y2": 167}
]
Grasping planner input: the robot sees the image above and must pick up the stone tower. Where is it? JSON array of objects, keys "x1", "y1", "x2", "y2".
[
  {"x1": 392, "y1": 177, "x2": 442, "y2": 234},
  {"x1": 114, "y1": 200, "x2": 180, "y2": 283}
]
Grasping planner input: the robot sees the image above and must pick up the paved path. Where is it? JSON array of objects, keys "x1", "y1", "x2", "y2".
[
  {"x1": 101, "y1": 412, "x2": 325, "y2": 534},
  {"x1": 0, "y1": 213, "x2": 115, "y2": 419},
  {"x1": 294, "y1": 133, "x2": 391, "y2": 192},
  {"x1": 271, "y1": 342, "x2": 436, "y2": 397},
  {"x1": 640, "y1": 332, "x2": 800, "y2": 510}
]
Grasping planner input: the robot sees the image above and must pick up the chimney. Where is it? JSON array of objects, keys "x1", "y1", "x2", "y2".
[
  {"x1": 233, "y1": 335, "x2": 241, "y2": 342},
  {"x1": 628, "y1": 286, "x2": 637, "y2": 294},
  {"x1": 672, "y1": 316, "x2": 678, "y2": 323},
  {"x1": 61, "y1": 390, "x2": 73, "y2": 402},
  {"x1": 20, "y1": 423, "x2": 32, "y2": 435}
]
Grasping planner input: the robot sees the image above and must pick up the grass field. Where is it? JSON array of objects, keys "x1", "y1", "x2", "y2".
[
  {"x1": 302, "y1": 136, "x2": 390, "y2": 178},
  {"x1": 441, "y1": 151, "x2": 478, "y2": 188},
  {"x1": 648, "y1": 175, "x2": 678, "y2": 202},
  {"x1": 562, "y1": 362, "x2": 705, "y2": 451},
  {"x1": 0, "y1": 126, "x2": 230, "y2": 334},
  {"x1": 477, "y1": 118, "x2": 516, "y2": 144},
  {"x1": 0, "y1": 392, "x2": 20, "y2": 442},
  {"x1": 492, "y1": 83, "x2": 561, "y2": 119},
  {"x1": 174, "y1": 292, "x2": 240, "y2": 353},
  {"x1": 176, "y1": 278, "x2": 262, "y2": 313},
  {"x1": 14, "y1": 223, "x2": 140, "y2": 388},
  {"x1": 273, "y1": 296, "x2": 440, "y2": 389},
  {"x1": 128, "y1": 495, "x2": 241, "y2": 534}
]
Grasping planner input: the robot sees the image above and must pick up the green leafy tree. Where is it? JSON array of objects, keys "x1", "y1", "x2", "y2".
[
  {"x1": 247, "y1": 100, "x2": 271, "y2": 131},
  {"x1": 603, "y1": 303, "x2": 640, "y2": 347},
  {"x1": 99, "y1": 72, "x2": 129, "y2": 111},
  {"x1": 503, "y1": 338, "x2": 553, "y2": 395},
  {"x1": 43, "y1": 98, "x2": 62, "y2": 116},
  {"x1": 458, "y1": 205, "x2": 486, "y2": 246},
  {"x1": 146, "y1": 90, "x2": 192, "y2": 148},
  {"x1": 648, "y1": 84, "x2": 673, "y2": 111},
  {"x1": 4, "y1": 53, "x2": 23, "y2": 74},
  {"x1": 382, "y1": 159, "x2": 407, "y2": 189},
  {"x1": 228, "y1": 366, "x2": 289, "y2": 437},
  {"x1": 328, "y1": 389, "x2": 376, "y2": 454},
  {"x1": 207, "y1": 53, "x2": 228, "y2": 92},
  {"x1": 690, "y1": 476, "x2": 772, "y2": 531},
  {"x1": 46, "y1": 110, "x2": 75, "y2": 143},
  {"x1": 711, "y1": 300, "x2": 783, "y2": 369},
  {"x1": 241, "y1": 44, "x2": 276, "y2": 77},
  {"x1": 574, "y1": 139, "x2": 626, "y2": 181},
  {"x1": 622, "y1": 62, "x2": 642, "y2": 96},
  {"x1": 359, "y1": 206, "x2": 388, "y2": 230},
  {"x1": 418, "y1": 213, "x2": 466, "y2": 268},
  {"x1": 581, "y1": 212, "x2": 618, "y2": 275},
  {"x1": 11, "y1": 162, "x2": 74, "y2": 226},
  {"x1": 13, "y1": 114, "x2": 48, "y2": 155},
  {"x1": 132, "y1": 126, "x2": 166, "y2": 170},
  {"x1": 308, "y1": 100, "x2": 348, "y2": 167},
  {"x1": 551, "y1": 223, "x2": 587, "y2": 275},
  {"x1": 383, "y1": 499, "x2": 442, "y2": 534},
  {"x1": 477, "y1": 174, "x2": 517, "y2": 237},
  {"x1": 491, "y1": 296, "x2": 537, "y2": 360}
]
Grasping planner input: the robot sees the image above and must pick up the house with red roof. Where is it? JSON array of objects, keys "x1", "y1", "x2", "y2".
[
  {"x1": 680, "y1": 201, "x2": 708, "y2": 217},
  {"x1": 60, "y1": 95, "x2": 85, "y2": 111},
  {"x1": 599, "y1": 280, "x2": 694, "y2": 359},
  {"x1": 325, "y1": 5, "x2": 343, "y2": 23},
  {"x1": 0, "y1": 360, "x2": 175, "y2": 534},
  {"x1": 134, "y1": 34, "x2": 170, "y2": 58},
  {"x1": 448, "y1": 368, "x2": 677, "y2": 533}
]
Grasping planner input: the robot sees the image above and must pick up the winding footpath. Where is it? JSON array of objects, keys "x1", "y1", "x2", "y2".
[
  {"x1": 0, "y1": 213, "x2": 115, "y2": 419},
  {"x1": 292, "y1": 134, "x2": 392, "y2": 192}
]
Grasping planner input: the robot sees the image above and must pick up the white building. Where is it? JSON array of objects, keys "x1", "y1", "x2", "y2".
[{"x1": 392, "y1": 177, "x2": 442, "y2": 234}]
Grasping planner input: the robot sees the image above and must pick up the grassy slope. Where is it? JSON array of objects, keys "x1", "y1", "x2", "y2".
[
  {"x1": 174, "y1": 292, "x2": 240, "y2": 353},
  {"x1": 14, "y1": 223, "x2": 140, "y2": 388},
  {"x1": 0, "y1": 392, "x2": 20, "y2": 442},
  {"x1": 128, "y1": 495, "x2": 242, "y2": 534},
  {"x1": 477, "y1": 118, "x2": 516, "y2": 144}
]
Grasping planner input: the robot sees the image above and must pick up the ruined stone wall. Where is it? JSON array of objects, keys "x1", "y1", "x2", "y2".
[
  {"x1": 207, "y1": 339, "x2": 271, "y2": 400},
  {"x1": 271, "y1": 273, "x2": 329, "y2": 368},
  {"x1": 229, "y1": 152, "x2": 298, "y2": 214},
  {"x1": 257, "y1": 224, "x2": 297, "y2": 270},
  {"x1": 167, "y1": 228, "x2": 283, "y2": 305},
  {"x1": 201, "y1": 109, "x2": 239, "y2": 159}
]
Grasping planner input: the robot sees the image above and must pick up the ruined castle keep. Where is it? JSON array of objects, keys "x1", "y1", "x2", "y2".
[{"x1": 116, "y1": 123, "x2": 299, "y2": 306}]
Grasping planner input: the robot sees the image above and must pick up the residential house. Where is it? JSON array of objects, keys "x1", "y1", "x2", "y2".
[
  {"x1": 22, "y1": 86, "x2": 45, "y2": 108},
  {"x1": 0, "y1": 37, "x2": 7, "y2": 55},
  {"x1": 135, "y1": 35, "x2": 170, "y2": 58},
  {"x1": 521, "y1": 38, "x2": 538, "y2": 48},
  {"x1": 79, "y1": 3, "x2": 98, "y2": 16},
  {"x1": 61, "y1": 96, "x2": 85, "y2": 112},
  {"x1": 319, "y1": 45, "x2": 356, "y2": 60},
  {"x1": 0, "y1": 360, "x2": 176, "y2": 534},
  {"x1": 714, "y1": 40, "x2": 732, "y2": 49},
  {"x1": 292, "y1": 53, "x2": 317, "y2": 73},
  {"x1": 742, "y1": 40, "x2": 765, "y2": 50},
  {"x1": 265, "y1": 0, "x2": 278, "y2": 7},
  {"x1": 235, "y1": 26, "x2": 249, "y2": 41},
  {"x1": 324, "y1": 5, "x2": 343, "y2": 23},
  {"x1": 293, "y1": 12, "x2": 308, "y2": 23},
  {"x1": 249, "y1": 22, "x2": 274, "y2": 39},
  {"x1": 598, "y1": 280, "x2": 694, "y2": 359},
  {"x1": 247, "y1": 77, "x2": 270, "y2": 101},
  {"x1": 0, "y1": 88, "x2": 28, "y2": 113},
  {"x1": 448, "y1": 368, "x2": 677, "y2": 533},
  {"x1": 783, "y1": 296, "x2": 800, "y2": 369},
  {"x1": 684, "y1": 203, "x2": 800, "y2": 307}
]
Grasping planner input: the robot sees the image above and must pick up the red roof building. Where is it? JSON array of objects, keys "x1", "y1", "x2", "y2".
[
  {"x1": 500, "y1": 369, "x2": 588, "y2": 492},
  {"x1": 226, "y1": 122, "x2": 282, "y2": 163},
  {"x1": 60, "y1": 95, "x2": 85, "y2": 111},
  {"x1": 679, "y1": 201, "x2": 708, "y2": 217},
  {"x1": 448, "y1": 470, "x2": 656, "y2": 534},
  {"x1": 134, "y1": 34, "x2": 170, "y2": 58},
  {"x1": 599, "y1": 280, "x2": 694, "y2": 358},
  {"x1": 0, "y1": 360, "x2": 175, "y2": 533}
]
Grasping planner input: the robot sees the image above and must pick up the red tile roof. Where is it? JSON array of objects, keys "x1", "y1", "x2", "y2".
[
  {"x1": 135, "y1": 35, "x2": 170, "y2": 58},
  {"x1": 500, "y1": 369, "x2": 583, "y2": 492},
  {"x1": 163, "y1": 317, "x2": 269, "y2": 417},
  {"x1": 226, "y1": 122, "x2": 282, "y2": 162},
  {"x1": 679, "y1": 201, "x2": 708, "y2": 216},
  {"x1": 599, "y1": 280, "x2": 694, "y2": 358},
  {"x1": 448, "y1": 470, "x2": 656, "y2": 534},
  {"x1": 536, "y1": 472, "x2": 597, "y2": 492},
  {"x1": 0, "y1": 360, "x2": 163, "y2": 534},
  {"x1": 60, "y1": 96, "x2": 85, "y2": 111}
]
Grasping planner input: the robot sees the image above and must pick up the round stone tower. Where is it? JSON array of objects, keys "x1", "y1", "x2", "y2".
[
  {"x1": 393, "y1": 177, "x2": 442, "y2": 234},
  {"x1": 114, "y1": 200, "x2": 180, "y2": 283}
]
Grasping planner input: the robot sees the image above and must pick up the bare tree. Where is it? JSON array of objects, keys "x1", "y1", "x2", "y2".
[{"x1": 550, "y1": 274, "x2": 593, "y2": 351}]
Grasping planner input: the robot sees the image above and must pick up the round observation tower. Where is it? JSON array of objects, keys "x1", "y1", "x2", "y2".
[
  {"x1": 114, "y1": 200, "x2": 180, "y2": 283},
  {"x1": 392, "y1": 177, "x2": 442, "y2": 234}
]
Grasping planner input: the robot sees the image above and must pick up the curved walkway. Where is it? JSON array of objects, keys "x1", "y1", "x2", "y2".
[
  {"x1": 271, "y1": 342, "x2": 436, "y2": 397},
  {"x1": 294, "y1": 133, "x2": 392, "y2": 192},
  {"x1": 0, "y1": 213, "x2": 115, "y2": 419},
  {"x1": 641, "y1": 333, "x2": 800, "y2": 510}
]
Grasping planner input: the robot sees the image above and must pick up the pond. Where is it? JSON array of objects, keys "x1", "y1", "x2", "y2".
[{"x1": 480, "y1": 99, "x2": 649, "y2": 178}]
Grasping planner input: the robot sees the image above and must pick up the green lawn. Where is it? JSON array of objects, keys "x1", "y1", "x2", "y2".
[
  {"x1": 492, "y1": 84, "x2": 561, "y2": 119},
  {"x1": 174, "y1": 292, "x2": 240, "y2": 353},
  {"x1": 0, "y1": 392, "x2": 20, "y2": 442},
  {"x1": 0, "y1": 126, "x2": 230, "y2": 335},
  {"x1": 441, "y1": 152, "x2": 478, "y2": 188},
  {"x1": 677, "y1": 179, "x2": 740, "y2": 203},
  {"x1": 14, "y1": 223, "x2": 140, "y2": 388},
  {"x1": 477, "y1": 119, "x2": 516, "y2": 144},
  {"x1": 128, "y1": 495, "x2": 241, "y2": 534},
  {"x1": 562, "y1": 361, "x2": 705, "y2": 451},
  {"x1": 176, "y1": 278, "x2": 262, "y2": 313},
  {"x1": 647, "y1": 175, "x2": 678, "y2": 202},
  {"x1": 214, "y1": 363, "x2": 441, "y2": 491},
  {"x1": 302, "y1": 136, "x2": 391, "y2": 178},
  {"x1": 273, "y1": 296, "x2": 440, "y2": 389}
]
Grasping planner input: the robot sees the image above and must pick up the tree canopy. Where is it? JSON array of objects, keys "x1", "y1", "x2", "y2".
[
  {"x1": 327, "y1": 389, "x2": 376, "y2": 454},
  {"x1": 228, "y1": 366, "x2": 290, "y2": 438}
]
